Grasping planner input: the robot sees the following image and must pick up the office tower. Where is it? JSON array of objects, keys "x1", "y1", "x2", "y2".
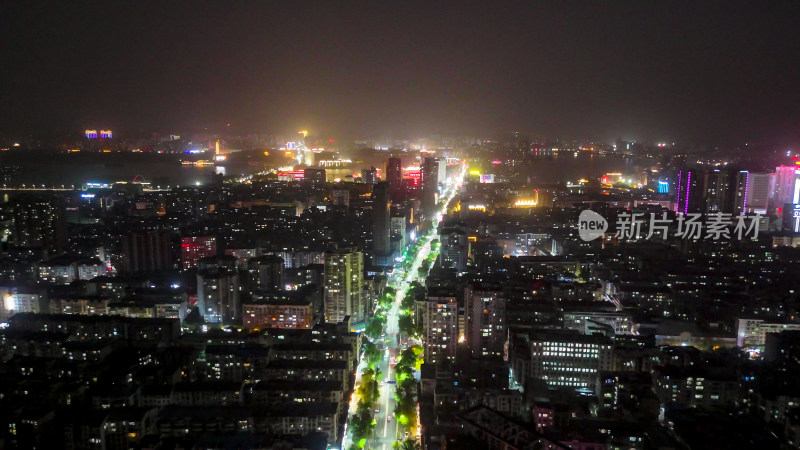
[
  {"x1": 181, "y1": 236, "x2": 217, "y2": 269},
  {"x1": 247, "y1": 255, "x2": 285, "y2": 291},
  {"x1": 675, "y1": 169, "x2": 704, "y2": 214},
  {"x1": 415, "y1": 292, "x2": 458, "y2": 364},
  {"x1": 386, "y1": 157, "x2": 403, "y2": 202},
  {"x1": 12, "y1": 196, "x2": 66, "y2": 257},
  {"x1": 372, "y1": 182, "x2": 391, "y2": 256},
  {"x1": 734, "y1": 171, "x2": 771, "y2": 215},
  {"x1": 703, "y1": 170, "x2": 730, "y2": 213},
  {"x1": 746, "y1": 172, "x2": 771, "y2": 214},
  {"x1": 121, "y1": 230, "x2": 174, "y2": 273},
  {"x1": 772, "y1": 166, "x2": 799, "y2": 209},
  {"x1": 323, "y1": 249, "x2": 365, "y2": 324},
  {"x1": 440, "y1": 226, "x2": 470, "y2": 271},
  {"x1": 197, "y1": 268, "x2": 241, "y2": 324},
  {"x1": 421, "y1": 157, "x2": 440, "y2": 218},
  {"x1": 524, "y1": 329, "x2": 613, "y2": 389},
  {"x1": 464, "y1": 283, "x2": 506, "y2": 358},
  {"x1": 361, "y1": 167, "x2": 378, "y2": 184},
  {"x1": 390, "y1": 214, "x2": 407, "y2": 252}
]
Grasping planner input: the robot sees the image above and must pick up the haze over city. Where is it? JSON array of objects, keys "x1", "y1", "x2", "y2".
[
  {"x1": 3, "y1": 1, "x2": 800, "y2": 146},
  {"x1": 3, "y1": 3, "x2": 800, "y2": 450}
]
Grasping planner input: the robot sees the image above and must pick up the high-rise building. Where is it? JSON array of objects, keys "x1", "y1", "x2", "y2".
[
  {"x1": 436, "y1": 158, "x2": 447, "y2": 186},
  {"x1": 772, "y1": 166, "x2": 799, "y2": 210},
  {"x1": 416, "y1": 292, "x2": 458, "y2": 364},
  {"x1": 390, "y1": 214, "x2": 407, "y2": 252},
  {"x1": 181, "y1": 236, "x2": 217, "y2": 269},
  {"x1": 733, "y1": 171, "x2": 749, "y2": 215},
  {"x1": 247, "y1": 255, "x2": 285, "y2": 291},
  {"x1": 12, "y1": 196, "x2": 66, "y2": 257},
  {"x1": 121, "y1": 230, "x2": 174, "y2": 273},
  {"x1": 733, "y1": 170, "x2": 771, "y2": 215},
  {"x1": 323, "y1": 249, "x2": 365, "y2": 324},
  {"x1": 440, "y1": 226, "x2": 470, "y2": 271},
  {"x1": 361, "y1": 167, "x2": 378, "y2": 184},
  {"x1": 464, "y1": 283, "x2": 506, "y2": 358},
  {"x1": 197, "y1": 268, "x2": 241, "y2": 324},
  {"x1": 746, "y1": 172, "x2": 771, "y2": 214},
  {"x1": 703, "y1": 170, "x2": 730, "y2": 213},
  {"x1": 372, "y1": 182, "x2": 391, "y2": 257},
  {"x1": 421, "y1": 157, "x2": 441, "y2": 218},
  {"x1": 675, "y1": 169, "x2": 704, "y2": 214},
  {"x1": 523, "y1": 329, "x2": 613, "y2": 389},
  {"x1": 386, "y1": 157, "x2": 403, "y2": 202},
  {"x1": 779, "y1": 169, "x2": 800, "y2": 233}
]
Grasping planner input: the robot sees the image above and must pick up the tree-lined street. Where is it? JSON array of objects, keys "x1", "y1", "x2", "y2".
[{"x1": 343, "y1": 163, "x2": 466, "y2": 449}]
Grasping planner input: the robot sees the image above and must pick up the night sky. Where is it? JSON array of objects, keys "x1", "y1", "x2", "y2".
[{"x1": 2, "y1": 1, "x2": 800, "y2": 145}]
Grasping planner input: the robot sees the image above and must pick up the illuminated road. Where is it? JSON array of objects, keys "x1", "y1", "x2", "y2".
[{"x1": 342, "y1": 163, "x2": 466, "y2": 449}]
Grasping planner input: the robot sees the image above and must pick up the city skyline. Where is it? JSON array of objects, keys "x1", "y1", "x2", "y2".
[
  {"x1": 2, "y1": 2, "x2": 800, "y2": 147},
  {"x1": 4, "y1": 3, "x2": 800, "y2": 449}
]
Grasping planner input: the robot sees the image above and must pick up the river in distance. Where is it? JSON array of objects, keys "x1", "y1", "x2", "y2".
[
  {"x1": 511, "y1": 151, "x2": 656, "y2": 184},
  {"x1": 3, "y1": 151, "x2": 654, "y2": 188},
  {"x1": 3, "y1": 154, "x2": 256, "y2": 188}
]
